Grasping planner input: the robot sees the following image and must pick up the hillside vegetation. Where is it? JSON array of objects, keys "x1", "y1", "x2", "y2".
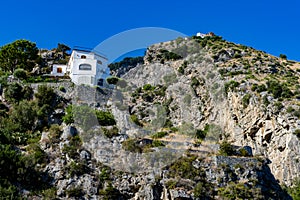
[{"x1": 0, "y1": 35, "x2": 299, "y2": 199}]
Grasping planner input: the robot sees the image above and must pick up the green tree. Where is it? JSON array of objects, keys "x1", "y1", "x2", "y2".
[
  {"x1": 219, "y1": 141, "x2": 235, "y2": 156},
  {"x1": 279, "y1": 54, "x2": 287, "y2": 59},
  {"x1": 56, "y1": 43, "x2": 71, "y2": 56},
  {"x1": 9, "y1": 100, "x2": 38, "y2": 132},
  {"x1": 13, "y1": 68, "x2": 27, "y2": 80},
  {"x1": 35, "y1": 85, "x2": 56, "y2": 107},
  {"x1": 4, "y1": 82, "x2": 24, "y2": 103},
  {"x1": 0, "y1": 39, "x2": 38, "y2": 73},
  {"x1": 106, "y1": 77, "x2": 119, "y2": 85}
]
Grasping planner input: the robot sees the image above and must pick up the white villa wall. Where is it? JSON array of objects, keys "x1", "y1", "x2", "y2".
[
  {"x1": 67, "y1": 49, "x2": 110, "y2": 86},
  {"x1": 51, "y1": 64, "x2": 67, "y2": 76}
]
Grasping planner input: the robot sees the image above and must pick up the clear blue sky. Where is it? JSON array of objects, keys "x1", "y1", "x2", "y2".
[{"x1": 1, "y1": 0, "x2": 299, "y2": 61}]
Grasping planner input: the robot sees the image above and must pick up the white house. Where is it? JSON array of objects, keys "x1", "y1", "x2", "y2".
[
  {"x1": 66, "y1": 47, "x2": 110, "y2": 86},
  {"x1": 196, "y1": 32, "x2": 206, "y2": 38},
  {"x1": 51, "y1": 64, "x2": 67, "y2": 76}
]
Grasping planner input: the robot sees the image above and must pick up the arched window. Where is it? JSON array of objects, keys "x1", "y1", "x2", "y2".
[
  {"x1": 79, "y1": 63, "x2": 92, "y2": 70},
  {"x1": 81, "y1": 55, "x2": 86, "y2": 59},
  {"x1": 97, "y1": 60, "x2": 102, "y2": 65}
]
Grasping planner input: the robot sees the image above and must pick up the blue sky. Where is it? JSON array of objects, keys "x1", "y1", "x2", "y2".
[{"x1": 1, "y1": 0, "x2": 300, "y2": 61}]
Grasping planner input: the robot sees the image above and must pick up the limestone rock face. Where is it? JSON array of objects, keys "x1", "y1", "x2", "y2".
[
  {"x1": 117, "y1": 42, "x2": 300, "y2": 186},
  {"x1": 33, "y1": 36, "x2": 300, "y2": 199}
]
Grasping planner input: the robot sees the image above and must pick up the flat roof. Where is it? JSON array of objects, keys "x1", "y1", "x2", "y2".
[{"x1": 73, "y1": 46, "x2": 107, "y2": 60}]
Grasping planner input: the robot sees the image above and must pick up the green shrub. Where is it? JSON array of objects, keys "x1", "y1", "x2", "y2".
[
  {"x1": 294, "y1": 110, "x2": 300, "y2": 118},
  {"x1": 67, "y1": 161, "x2": 89, "y2": 177},
  {"x1": 194, "y1": 181, "x2": 214, "y2": 198},
  {"x1": 196, "y1": 124, "x2": 211, "y2": 140},
  {"x1": 153, "y1": 85, "x2": 167, "y2": 96},
  {"x1": 99, "y1": 183, "x2": 121, "y2": 200},
  {"x1": 257, "y1": 84, "x2": 267, "y2": 92},
  {"x1": 95, "y1": 110, "x2": 116, "y2": 126},
  {"x1": 62, "y1": 135, "x2": 82, "y2": 159},
  {"x1": 122, "y1": 138, "x2": 142, "y2": 153},
  {"x1": 287, "y1": 179, "x2": 300, "y2": 199},
  {"x1": 59, "y1": 86, "x2": 66, "y2": 92},
  {"x1": 159, "y1": 49, "x2": 182, "y2": 61},
  {"x1": 163, "y1": 119, "x2": 173, "y2": 128},
  {"x1": 143, "y1": 83, "x2": 155, "y2": 91},
  {"x1": 219, "y1": 68, "x2": 228, "y2": 76},
  {"x1": 48, "y1": 124, "x2": 62, "y2": 145},
  {"x1": 13, "y1": 68, "x2": 27, "y2": 80},
  {"x1": 101, "y1": 126, "x2": 119, "y2": 138},
  {"x1": 239, "y1": 148, "x2": 250, "y2": 157},
  {"x1": 23, "y1": 85, "x2": 34, "y2": 100},
  {"x1": 279, "y1": 54, "x2": 287, "y2": 59},
  {"x1": 62, "y1": 105, "x2": 74, "y2": 124},
  {"x1": 0, "y1": 144, "x2": 51, "y2": 192},
  {"x1": 108, "y1": 56, "x2": 144, "y2": 71},
  {"x1": 35, "y1": 85, "x2": 56, "y2": 107},
  {"x1": 242, "y1": 94, "x2": 251, "y2": 108},
  {"x1": 224, "y1": 80, "x2": 239, "y2": 94},
  {"x1": 42, "y1": 188, "x2": 57, "y2": 199},
  {"x1": 4, "y1": 82, "x2": 24, "y2": 103},
  {"x1": 165, "y1": 179, "x2": 177, "y2": 189},
  {"x1": 218, "y1": 182, "x2": 262, "y2": 199},
  {"x1": 66, "y1": 186, "x2": 84, "y2": 197},
  {"x1": 130, "y1": 114, "x2": 143, "y2": 127},
  {"x1": 26, "y1": 143, "x2": 47, "y2": 165},
  {"x1": 252, "y1": 84, "x2": 267, "y2": 93},
  {"x1": 152, "y1": 140, "x2": 165, "y2": 147},
  {"x1": 9, "y1": 100, "x2": 38, "y2": 133},
  {"x1": 106, "y1": 76, "x2": 119, "y2": 85},
  {"x1": 251, "y1": 84, "x2": 258, "y2": 91},
  {"x1": 287, "y1": 106, "x2": 295, "y2": 113},
  {"x1": 151, "y1": 131, "x2": 168, "y2": 139},
  {"x1": 274, "y1": 102, "x2": 284, "y2": 112},
  {"x1": 191, "y1": 77, "x2": 200, "y2": 88},
  {"x1": 64, "y1": 106, "x2": 116, "y2": 129},
  {"x1": 178, "y1": 66, "x2": 184, "y2": 74},
  {"x1": 266, "y1": 80, "x2": 293, "y2": 99},
  {"x1": 219, "y1": 141, "x2": 235, "y2": 156},
  {"x1": 166, "y1": 154, "x2": 204, "y2": 180}
]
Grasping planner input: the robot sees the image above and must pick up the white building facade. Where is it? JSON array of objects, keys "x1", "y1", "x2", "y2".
[
  {"x1": 67, "y1": 48, "x2": 110, "y2": 86},
  {"x1": 51, "y1": 64, "x2": 67, "y2": 76}
]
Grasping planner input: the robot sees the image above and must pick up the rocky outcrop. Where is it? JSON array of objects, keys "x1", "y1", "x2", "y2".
[{"x1": 34, "y1": 35, "x2": 300, "y2": 199}]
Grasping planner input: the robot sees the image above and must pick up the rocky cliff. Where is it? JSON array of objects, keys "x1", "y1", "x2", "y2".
[
  {"x1": 1, "y1": 34, "x2": 299, "y2": 199},
  {"x1": 42, "y1": 35, "x2": 300, "y2": 199}
]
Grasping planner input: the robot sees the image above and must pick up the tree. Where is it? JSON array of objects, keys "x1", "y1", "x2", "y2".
[
  {"x1": 35, "y1": 85, "x2": 56, "y2": 107},
  {"x1": 279, "y1": 54, "x2": 287, "y2": 59},
  {"x1": 9, "y1": 100, "x2": 38, "y2": 132},
  {"x1": 13, "y1": 68, "x2": 27, "y2": 80},
  {"x1": 56, "y1": 43, "x2": 71, "y2": 57},
  {"x1": 0, "y1": 39, "x2": 38, "y2": 73},
  {"x1": 4, "y1": 82, "x2": 24, "y2": 103}
]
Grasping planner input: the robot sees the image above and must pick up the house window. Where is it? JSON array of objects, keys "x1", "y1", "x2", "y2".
[
  {"x1": 81, "y1": 55, "x2": 86, "y2": 59},
  {"x1": 57, "y1": 67, "x2": 62, "y2": 73},
  {"x1": 97, "y1": 60, "x2": 102, "y2": 65},
  {"x1": 79, "y1": 64, "x2": 92, "y2": 70}
]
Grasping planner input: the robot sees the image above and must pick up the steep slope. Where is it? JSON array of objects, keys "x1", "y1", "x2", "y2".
[
  {"x1": 116, "y1": 34, "x2": 300, "y2": 187},
  {"x1": 1, "y1": 35, "x2": 299, "y2": 199}
]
